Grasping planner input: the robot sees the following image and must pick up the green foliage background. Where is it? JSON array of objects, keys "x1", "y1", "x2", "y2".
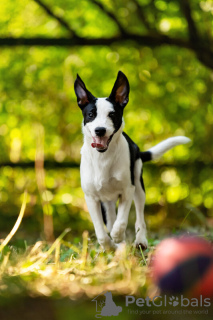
[{"x1": 0, "y1": 0, "x2": 213, "y2": 242}]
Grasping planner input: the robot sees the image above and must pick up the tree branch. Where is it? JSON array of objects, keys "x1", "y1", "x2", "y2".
[
  {"x1": 131, "y1": 0, "x2": 154, "y2": 31},
  {"x1": 0, "y1": 34, "x2": 212, "y2": 70},
  {"x1": 33, "y1": 0, "x2": 77, "y2": 37},
  {"x1": 0, "y1": 160, "x2": 211, "y2": 170},
  {"x1": 179, "y1": 0, "x2": 199, "y2": 43},
  {"x1": 179, "y1": 0, "x2": 213, "y2": 69},
  {"x1": 0, "y1": 34, "x2": 191, "y2": 48},
  {"x1": 0, "y1": 0, "x2": 211, "y2": 71},
  {"x1": 90, "y1": 0, "x2": 127, "y2": 35},
  {"x1": 0, "y1": 160, "x2": 79, "y2": 169}
]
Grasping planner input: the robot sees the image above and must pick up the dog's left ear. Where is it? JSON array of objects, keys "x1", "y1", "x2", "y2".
[
  {"x1": 108, "y1": 71, "x2": 130, "y2": 108},
  {"x1": 74, "y1": 74, "x2": 96, "y2": 109}
]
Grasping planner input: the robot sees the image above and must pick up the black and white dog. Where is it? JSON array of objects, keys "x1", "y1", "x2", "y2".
[{"x1": 74, "y1": 71, "x2": 190, "y2": 250}]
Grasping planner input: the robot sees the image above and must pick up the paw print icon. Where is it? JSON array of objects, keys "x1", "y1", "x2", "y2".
[{"x1": 169, "y1": 296, "x2": 179, "y2": 307}]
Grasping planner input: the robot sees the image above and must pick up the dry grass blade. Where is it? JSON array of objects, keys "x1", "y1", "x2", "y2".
[
  {"x1": 0, "y1": 191, "x2": 27, "y2": 253},
  {"x1": 20, "y1": 228, "x2": 71, "y2": 273}
]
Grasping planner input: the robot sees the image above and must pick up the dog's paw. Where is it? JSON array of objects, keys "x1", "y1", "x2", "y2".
[
  {"x1": 98, "y1": 235, "x2": 117, "y2": 250},
  {"x1": 135, "y1": 233, "x2": 148, "y2": 250},
  {"x1": 111, "y1": 232, "x2": 126, "y2": 244},
  {"x1": 110, "y1": 223, "x2": 126, "y2": 244}
]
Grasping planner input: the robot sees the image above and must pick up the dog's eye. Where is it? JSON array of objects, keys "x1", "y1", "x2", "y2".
[
  {"x1": 88, "y1": 112, "x2": 94, "y2": 118},
  {"x1": 108, "y1": 112, "x2": 115, "y2": 119}
]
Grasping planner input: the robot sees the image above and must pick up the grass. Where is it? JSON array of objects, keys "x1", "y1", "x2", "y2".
[
  {"x1": 0, "y1": 230, "x2": 157, "y2": 300},
  {"x1": 0, "y1": 193, "x2": 212, "y2": 303},
  {"x1": 0, "y1": 192, "x2": 158, "y2": 301}
]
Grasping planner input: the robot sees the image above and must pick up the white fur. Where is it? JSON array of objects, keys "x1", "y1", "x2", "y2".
[
  {"x1": 81, "y1": 124, "x2": 133, "y2": 248},
  {"x1": 80, "y1": 99, "x2": 190, "y2": 250},
  {"x1": 148, "y1": 136, "x2": 191, "y2": 160},
  {"x1": 134, "y1": 159, "x2": 148, "y2": 248}
]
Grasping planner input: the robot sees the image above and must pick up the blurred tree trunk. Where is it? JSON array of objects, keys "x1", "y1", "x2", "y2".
[{"x1": 35, "y1": 124, "x2": 55, "y2": 242}]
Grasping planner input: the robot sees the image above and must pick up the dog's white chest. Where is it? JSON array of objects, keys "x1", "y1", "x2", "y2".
[
  {"x1": 80, "y1": 138, "x2": 131, "y2": 202},
  {"x1": 96, "y1": 176, "x2": 124, "y2": 199},
  {"x1": 81, "y1": 162, "x2": 125, "y2": 202}
]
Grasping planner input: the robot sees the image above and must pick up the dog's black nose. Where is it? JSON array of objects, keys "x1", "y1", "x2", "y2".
[{"x1": 95, "y1": 127, "x2": 106, "y2": 137}]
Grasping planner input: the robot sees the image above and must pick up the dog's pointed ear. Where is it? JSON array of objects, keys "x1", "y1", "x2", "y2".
[
  {"x1": 74, "y1": 74, "x2": 96, "y2": 109},
  {"x1": 108, "y1": 71, "x2": 130, "y2": 108}
]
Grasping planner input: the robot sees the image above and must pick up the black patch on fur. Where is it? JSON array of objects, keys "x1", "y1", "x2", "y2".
[
  {"x1": 140, "y1": 171, "x2": 145, "y2": 192},
  {"x1": 106, "y1": 98, "x2": 123, "y2": 133},
  {"x1": 122, "y1": 132, "x2": 141, "y2": 185},
  {"x1": 140, "y1": 151, "x2": 152, "y2": 162},
  {"x1": 122, "y1": 132, "x2": 146, "y2": 191},
  {"x1": 100, "y1": 202, "x2": 107, "y2": 225},
  {"x1": 82, "y1": 101, "x2": 97, "y2": 125}
]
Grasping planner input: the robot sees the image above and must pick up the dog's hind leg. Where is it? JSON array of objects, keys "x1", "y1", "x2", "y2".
[
  {"x1": 133, "y1": 159, "x2": 148, "y2": 250},
  {"x1": 101, "y1": 201, "x2": 116, "y2": 233}
]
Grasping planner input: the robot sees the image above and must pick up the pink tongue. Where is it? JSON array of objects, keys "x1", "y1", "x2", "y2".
[
  {"x1": 91, "y1": 143, "x2": 104, "y2": 148},
  {"x1": 91, "y1": 136, "x2": 108, "y2": 149}
]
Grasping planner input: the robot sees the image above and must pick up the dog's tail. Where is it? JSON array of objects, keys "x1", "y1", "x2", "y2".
[{"x1": 140, "y1": 136, "x2": 191, "y2": 163}]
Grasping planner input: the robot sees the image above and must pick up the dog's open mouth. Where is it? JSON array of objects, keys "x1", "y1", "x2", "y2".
[{"x1": 91, "y1": 135, "x2": 113, "y2": 152}]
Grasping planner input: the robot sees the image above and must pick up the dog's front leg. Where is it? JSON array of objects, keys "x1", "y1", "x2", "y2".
[
  {"x1": 85, "y1": 195, "x2": 116, "y2": 250},
  {"x1": 110, "y1": 187, "x2": 135, "y2": 243}
]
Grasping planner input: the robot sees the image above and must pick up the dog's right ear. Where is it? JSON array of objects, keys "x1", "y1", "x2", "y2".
[
  {"x1": 74, "y1": 74, "x2": 96, "y2": 109},
  {"x1": 108, "y1": 71, "x2": 130, "y2": 108}
]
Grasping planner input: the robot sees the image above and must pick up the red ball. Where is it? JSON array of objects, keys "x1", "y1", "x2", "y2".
[{"x1": 150, "y1": 236, "x2": 213, "y2": 297}]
